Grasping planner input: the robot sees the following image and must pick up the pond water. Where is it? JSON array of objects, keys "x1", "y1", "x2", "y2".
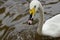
[{"x1": 0, "y1": 0, "x2": 60, "y2": 40}]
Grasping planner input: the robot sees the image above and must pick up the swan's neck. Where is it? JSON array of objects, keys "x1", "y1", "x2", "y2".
[{"x1": 37, "y1": 5, "x2": 44, "y2": 35}]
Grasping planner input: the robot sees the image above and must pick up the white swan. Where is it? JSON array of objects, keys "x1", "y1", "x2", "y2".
[
  {"x1": 29, "y1": 0, "x2": 60, "y2": 37},
  {"x1": 29, "y1": 0, "x2": 44, "y2": 35},
  {"x1": 42, "y1": 14, "x2": 60, "y2": 37},
  {"x1": 28, "y1": 0, "x2": 44, "y2": 25}
]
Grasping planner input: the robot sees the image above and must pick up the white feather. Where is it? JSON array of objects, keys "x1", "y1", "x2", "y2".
[
  {"x1": 30, "y1": 0, "x2": 41, "y2": 11},
  {"x1": 42, "y1": 14, "x2": 60, "y2": 37}
]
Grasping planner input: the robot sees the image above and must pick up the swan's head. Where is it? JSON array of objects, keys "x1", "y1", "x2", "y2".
[{"x1": 29, "y1": 0, "x2": 40, "y2": 16}]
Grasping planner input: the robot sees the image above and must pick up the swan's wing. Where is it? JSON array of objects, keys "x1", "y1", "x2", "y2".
[{"x1": 42, "y1": 14, "x2": 60, "y2": 37}]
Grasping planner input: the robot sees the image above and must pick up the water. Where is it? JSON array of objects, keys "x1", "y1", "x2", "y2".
[{"x1": 0, "y1": 0, "x2": 60, "y2": 40}]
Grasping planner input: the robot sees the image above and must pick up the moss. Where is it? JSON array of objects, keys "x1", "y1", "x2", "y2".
[{"x1": 0, "y1": 7, "x2": 6, "y2": 14}]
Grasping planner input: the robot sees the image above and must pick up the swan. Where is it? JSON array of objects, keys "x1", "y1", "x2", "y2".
[
  {"x1": 28, "y1": 0, "x2": 44, "y2": 35},
  {"x1": 28, "y1": 0, "x2": 60, "y2": 37},
  {"x1": 28, "y1": 0, "x2": 44, "y2": 25},
  {"x1": 42, "y1": 14, "x2": 60, "y2": 37}
]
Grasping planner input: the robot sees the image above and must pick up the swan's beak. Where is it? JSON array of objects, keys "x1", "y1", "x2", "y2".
[{"x1": 29, "y1": 8, "x2": 36, "y2": 16}]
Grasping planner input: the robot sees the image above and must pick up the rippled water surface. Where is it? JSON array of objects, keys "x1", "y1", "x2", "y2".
[{"x1": 0, "y1": 0, "x2": 60, "y2": 40}]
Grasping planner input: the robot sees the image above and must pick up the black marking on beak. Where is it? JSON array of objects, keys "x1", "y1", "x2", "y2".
[
  {"x1": 29, "y1": 14, "x2": 32, "y2": 19},
  {"x1": 28, "y1": 13, "x2": 33, "y2": 20},
  {"x1": 29, "y1": 14, "x2": 32, "y2": 20}
]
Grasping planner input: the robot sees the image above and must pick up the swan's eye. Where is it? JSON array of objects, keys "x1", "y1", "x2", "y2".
[{"x1": 34, "y1": 5, "x2": 36, "y2": 8}]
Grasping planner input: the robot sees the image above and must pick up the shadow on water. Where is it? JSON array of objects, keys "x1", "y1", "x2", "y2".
[
  {"x1": 0, "y1": 7, "x2": 6, "y2": 14},
  {"x1": 0, "y1": 1, "x2": 4, "y2": 6},
  {"x1": 35, "y1": 33, "x2": 60, "y2": 40},
  {"x1": 0, "y1": 19, "x2": 60, "y2": 40},
  {"x1": 0, "y1": 25, "x2": 15, "y2": 40},
  {"x1": 0, "y1": 20, "x2": 2, "y2": 26}
]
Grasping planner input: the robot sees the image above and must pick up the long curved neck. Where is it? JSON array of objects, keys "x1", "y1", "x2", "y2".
[{"x1": 37, "y1": 4, "x2": 44, "y2": 35}]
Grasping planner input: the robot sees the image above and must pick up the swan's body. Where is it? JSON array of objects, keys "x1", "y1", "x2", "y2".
[
  {"x1": 29, "y1": 0, "x2": 60, "y2": 37},
  {"x1": 42, "y1": 14, "x2": 60, "y2": 37}
]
